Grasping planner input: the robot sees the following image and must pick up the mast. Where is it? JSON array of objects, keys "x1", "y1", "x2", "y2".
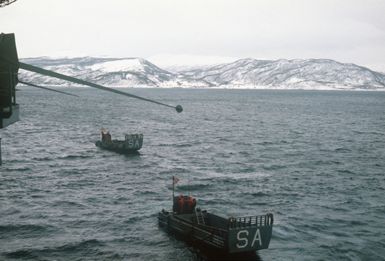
[{"x1": 172, "y1": 176, "x2": 175, "y2": 201}]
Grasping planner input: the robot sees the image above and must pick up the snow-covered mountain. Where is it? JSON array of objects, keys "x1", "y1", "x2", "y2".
[
  {"x1": 181, "y1": 58, "x2": 385, "y2": 90},
  {"x1": 20, "y1": 57, "x2": 210, "y2": 88},
  {"x1": 19, "y1": 57, "x2": 385, "y2": 90}
]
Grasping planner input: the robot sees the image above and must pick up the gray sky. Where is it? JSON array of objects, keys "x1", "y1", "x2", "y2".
[{"x1": 1, "y1": 0, "x2": 385, "y2": 71}]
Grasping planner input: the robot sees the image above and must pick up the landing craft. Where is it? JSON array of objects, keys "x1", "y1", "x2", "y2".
[
  {"x1": 158, "y1": 177, "x2": 274, "y2": 260},
  {"x1": 95, "y1": 130, "x2": 143, "y2": 154}
]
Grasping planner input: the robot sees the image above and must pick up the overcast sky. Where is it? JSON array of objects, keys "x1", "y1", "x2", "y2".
[{"x1": 1, "y1": 0, "x2": 385, "y2": 71}]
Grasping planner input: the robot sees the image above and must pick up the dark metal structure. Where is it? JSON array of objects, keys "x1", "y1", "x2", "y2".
[
  {"x1": 0, "y1": 0, "x2": 17, "y2": 8},
  {"x1": 0, "y1": 33, "x2": 19, "y2": 129}
]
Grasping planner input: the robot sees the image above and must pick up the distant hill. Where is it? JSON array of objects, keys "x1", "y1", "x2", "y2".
[
  {"x1": 181, "y1": 58, "x2": 385, "y2": 90},
  {"x1": 20, "y1": 57, "x2": 210, "y2": 88},
  {"x1": 19, "y1": 57, "x2": 385, "y2": 90}
]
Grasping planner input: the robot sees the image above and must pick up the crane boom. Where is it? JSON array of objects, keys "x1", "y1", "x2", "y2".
[{"x1": 18, "y1": 62, "x2": 183, "y2": 113}]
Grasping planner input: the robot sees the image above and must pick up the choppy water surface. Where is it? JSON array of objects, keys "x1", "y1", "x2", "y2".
[{"x1": 1, "y1": 88, "x2": 385, "y2": 260}]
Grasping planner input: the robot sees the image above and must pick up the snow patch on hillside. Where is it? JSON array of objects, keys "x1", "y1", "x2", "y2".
[{"x1": 89, "y1": 58, "x2": 145, "y2": 72}]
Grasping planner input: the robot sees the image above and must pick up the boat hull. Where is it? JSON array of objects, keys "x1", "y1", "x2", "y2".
[
  {"x1": 158, "y1": 209, "x2": 273, "y2": 259},
  {"x1": 95, "y1": 134, "x2": 143, "y2": 154}
]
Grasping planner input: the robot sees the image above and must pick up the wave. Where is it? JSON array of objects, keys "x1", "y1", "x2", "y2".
[
  {"x1": 3, "y1": 167, "x2": 32, "y2": 172},
  {"x1": 3, "y1": 239, "x2": 110, "y2": 260},
  {"x1": 51, "y1": 200, "x2": 87, "y2": 209},
  {"x1": 0, "y1": 224, "x2": 57, "y2": 239},
  {"x1": 58, "y1": 154, "x2": 93, "y2": 160},
  {"x1": 30, "y1": 155, "x2": 55, "y2": 161},
  {"x1": 335, "y1": 147, "x2": 351, "y2": 153},
  {"x1": 244, "y1": 191, "x2": 270, "y2": 197},
  {"x1": 123, "y1": 213, "x2": 158, "y2": 224},
  {"x1": 4, "y1": 249, "x2": 39, "y2": 260},
  {"x1": 262, "y1": 164, "x2": 286, "y2": 171},
  {"x1": 156, "y1": 143, "x2": 194, "y2": 148},
  {"x1": 337, "y1": 169, "x2": 356, "y2": 175}
]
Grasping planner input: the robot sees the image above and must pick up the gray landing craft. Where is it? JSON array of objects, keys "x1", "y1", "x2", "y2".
[
  {"x1": 158, "y1": 194, "x2": 273, "y2": 260},
  {"x1": 95, "y1": 129, "x2": 143, "y2": 154}
]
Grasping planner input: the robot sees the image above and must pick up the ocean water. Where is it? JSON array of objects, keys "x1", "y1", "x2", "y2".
[{"x1": 1, "y1": 88, "x2": 384, "y2": 261}]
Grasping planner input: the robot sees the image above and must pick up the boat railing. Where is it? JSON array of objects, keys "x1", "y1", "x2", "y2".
[
  {"x1": 192, "y1": 222, "x2": 228, "y2": 249},
  {"x1": 228, "y1": 213, "x2": 273, "y2": 229},
  {"x1": 195, "y1": 208, "x2": 205, "y2": 225},
  {"x1": 125, "y1": 134, "x2": 143, "y2": 141}
]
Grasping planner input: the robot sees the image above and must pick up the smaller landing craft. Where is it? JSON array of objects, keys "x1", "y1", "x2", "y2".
[
  {"x1": 95, "y1": 129, "x2": 143, "y2": 154},
  {"x1": 158, "y1": 178, "x2": 274, "y2": 260}
]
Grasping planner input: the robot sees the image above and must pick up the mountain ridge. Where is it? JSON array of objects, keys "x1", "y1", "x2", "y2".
[{"x1": 19, "y1": 57, "x2": 385, "y2": 90}]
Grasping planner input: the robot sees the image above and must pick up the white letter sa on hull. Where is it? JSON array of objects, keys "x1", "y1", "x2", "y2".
[{"x1": 236, "y1": 229, "x2": 262, "y2": 249}]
